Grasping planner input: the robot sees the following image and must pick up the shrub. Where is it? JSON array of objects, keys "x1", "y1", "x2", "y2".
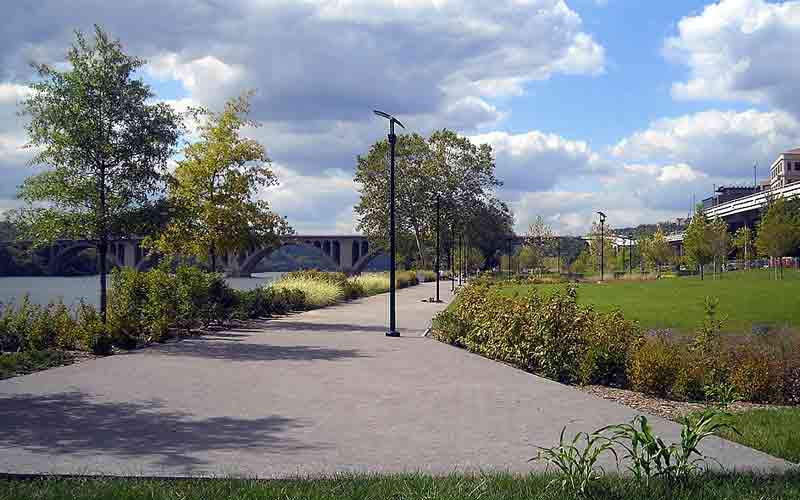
[
  {"x1": 174, "y1": 266, "x2": 213, "y2": 332},
  {"x1": 627, "y1": 334, "x2": 681, "y2": 398},
  {"x1": 206, "y1": 274, "x2": 238, "y2": 324},
  {"x1": 0, "y1": 295, "x2": 36, "y2": 353},
  {"x1": 578, "y1": 310, "x2": 642, "y2": 387},
  {"x1": 726, "y1": 342, "x2": 783, "y2": 403},
  {"x1": 76, "y1": 302, "x2": 112, "y2": 355},
  {"x1": 108, "y1": 267, "x2": 148, "y2": 348},
  {"x1": 438, "y1": 283, "x2": 642, "y2": 385}
]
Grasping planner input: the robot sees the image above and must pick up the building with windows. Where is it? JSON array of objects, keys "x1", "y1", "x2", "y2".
[{"x1": 770, "y1": 148, "x2": 800, "y2": 189}]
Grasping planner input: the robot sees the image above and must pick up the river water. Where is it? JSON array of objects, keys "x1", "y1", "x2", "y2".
[{"x1": 0, "y1": 272, "x2": 286, "y2": 308}]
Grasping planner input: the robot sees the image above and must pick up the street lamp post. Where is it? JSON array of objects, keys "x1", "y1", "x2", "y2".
[
  {"x1": 435, "y1": 193, "x2": 442, "y2": 302},
  {"x1": 450, "y1": 222, "x2": 455, "y2": 292},
  {"x1": 597, "y1": 211, "x2": 606, "y2": 281},
  {"x1": 374, "y1": 110, "x2": 405, "y2": 337}
]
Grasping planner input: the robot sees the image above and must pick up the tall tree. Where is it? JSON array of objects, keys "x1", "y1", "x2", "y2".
[
  {"x1": 683, "y1": 206, "x2": 714, "y2": 280},
  {"x1": 354, "y1": 129, "x2": 505, "y2": 268},
  {"x1": 732, "y1": 226, "x2": 753, "y2": 270},
  {"x1": 756, "y1": 197, "x2": 800, "y2": 280},
  {"x1": 15, "y1": 26, "x2": 181, "y2": 322},
  {"x1": 148, "y1": 93, "x2": 291, "y2": 272}
]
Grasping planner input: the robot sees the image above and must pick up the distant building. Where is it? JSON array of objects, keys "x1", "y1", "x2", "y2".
[{"x1": 770, "y1": 148, "x2": 800, "y2": 189}]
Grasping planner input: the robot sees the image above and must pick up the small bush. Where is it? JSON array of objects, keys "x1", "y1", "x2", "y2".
[
  {"x1": 627, "y1": 334, "x2": 681, "y2": 398},
  {"x1": 395, "y1": 270, "x2": 419, "y2": 289},
  {"x1": 727, "y1": 342, "x2": 783, "y2": 403},
  {"x1": 76, "y1": 302, "x2": 112, "y2": 355}
]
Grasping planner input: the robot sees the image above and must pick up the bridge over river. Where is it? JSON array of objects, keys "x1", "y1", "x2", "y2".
[{"x1": 2, "y1": 235, "x2": 380, "y2": 277}]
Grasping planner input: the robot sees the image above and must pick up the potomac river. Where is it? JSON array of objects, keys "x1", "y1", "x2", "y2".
[{"x1": 0, "y1": 272, "x2": 286, "y2": 308}]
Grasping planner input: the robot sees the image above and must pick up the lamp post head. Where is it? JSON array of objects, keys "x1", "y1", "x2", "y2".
[
  {"x1": 597, "y1": 211, "x2": 606, "y2": 223},
  {"x1": 373, "y1": 109, "x2": 405, "y2": 129}
]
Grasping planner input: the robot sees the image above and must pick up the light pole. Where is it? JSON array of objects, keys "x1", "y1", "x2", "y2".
[
  {"x1": 374, "y1": 110, "x2": 405, "y2": 337},
  {"x1": 434, "y1": 193, "x2": 442, "y2": 302},
  {"x1": 450, "y1": 221, "x2": 455, "y2": 291},
  {"x1": 597, "y1": 211, "x2": 606, "y2": 281}
]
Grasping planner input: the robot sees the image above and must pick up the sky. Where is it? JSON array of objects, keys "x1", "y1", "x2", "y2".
[{"x1": 2, "y1": 0, "x2": 800, "y2": 236}]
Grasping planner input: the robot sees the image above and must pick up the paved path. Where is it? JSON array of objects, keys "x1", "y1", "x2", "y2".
[{"x1": 0, "y1": 281, "x2": 790, "y2": 477}]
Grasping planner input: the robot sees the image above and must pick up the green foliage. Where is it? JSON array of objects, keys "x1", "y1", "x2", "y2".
[
  {"x1": 14, "y1": 26, "x2": 182, "y2": 320},
  {"x1": 273, "y1": 275, "x2": 344, "y2": 309},
  {"x1": 354, "y1": 129, "x2": 511, "y2": 269},
  {"x1": 756, "y1": 197, "x2": 800, "y2": 280},
  {"x1": 75, "y1": 302, "x2": 112, "y2": 355},
  {"x1": 531, "y1": 426, "x2": 616, "y2": 498},
  {"x1": 0, "y1": 349, "x2": 75, "y2": 380},
  {"x1": 603, "y1": 409, "x2": 738, "y2": 484},
  {"x1": 683, "y1": 206, "x2": 714, "y2": 278},
  {"x1": 148, "y1": 93, "x2": 291, "y2": 272},
  {"x1": 434, "y1": 283, "x2": 641, "y2": 385}
]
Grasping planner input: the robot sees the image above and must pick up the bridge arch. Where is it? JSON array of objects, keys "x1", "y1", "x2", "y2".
[
  {"x1": 238, "y1": 241, "x2": 340, "y2": 276},
  {"x1": 50, "y1": 242, "x2": 117, "y2": 275}
]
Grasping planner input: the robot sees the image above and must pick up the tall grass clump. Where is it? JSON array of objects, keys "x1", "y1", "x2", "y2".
[
  {"x1": 273, "y1": 274, "x2": 344, "y2": 309},
  {"x1": 350, "y1": 273, "x2": 390, "y2": 296}
]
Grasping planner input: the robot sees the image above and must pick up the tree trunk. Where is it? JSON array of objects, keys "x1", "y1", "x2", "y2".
[
  {"x1": 210, "y1": 244, "x2": 217, "y2": 273},
  {"x1": 99, "y1": 239, "x2": 107, "y2": 324},
  {"x1": 700, "y1": 263, "x2": 704, "y2": 280}
]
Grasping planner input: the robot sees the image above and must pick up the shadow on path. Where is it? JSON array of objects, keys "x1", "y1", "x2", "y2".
[
  {"x1": 151, "y1": 341, "x2": 367, "y2": 362},
  {"x1": 0, "y1": 391, "x2": 321, "y2": 469},
  {"x1": 268, "y1": 321, "x2": 388, "y2": 334}
]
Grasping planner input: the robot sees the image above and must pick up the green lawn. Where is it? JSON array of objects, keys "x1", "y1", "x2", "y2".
[
  {"x1": 497, "y1": 269, "x2": 800, "y2": 333},
  {"x1": 2, "y1": 473, "x2": 800, "y2": 500},
  {"x1": 715, "y1": 408, "x2": 800, "y2": 464}
]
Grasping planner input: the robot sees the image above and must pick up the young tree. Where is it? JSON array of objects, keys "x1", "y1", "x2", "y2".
[
  {"x1": 149, "y1": 93, "x2": 291, "y2": 272},
  {"x1": 15, "y1": 26, "x2": 181, "y2": 322},
  {"x1": 708, "y1": 218, "x2": 730, "y2": 279},
  {"x1": 683, "y1": 206, "x2": 714, "y2": 280},
  {"x1": 732, "y1": 226, "x2": 753, "y2": 270},
  {"x1": 642, "y1": 227, "x2": 672, "y2": 277},
  {"x1": 756, "y1": 197, "x2": 800, "y2": 280},
  {"x1": 524, "y1": 216, "x2": 555, "y2": 276}
]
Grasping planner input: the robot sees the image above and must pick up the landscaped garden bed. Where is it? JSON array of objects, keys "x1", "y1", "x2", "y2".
[
  {"x1": 0, "y1": 267, "x2": 424, "y2": 380},
  {"x1": 432, "y1": 273, "x2": 800, "y2": 464}
]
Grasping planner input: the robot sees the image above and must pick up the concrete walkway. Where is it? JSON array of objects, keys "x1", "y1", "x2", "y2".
[{"x1": 0, "y1": 281, "x2": 790, "y2": 477}]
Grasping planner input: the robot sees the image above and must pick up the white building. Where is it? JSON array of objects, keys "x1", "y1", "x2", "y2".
[{"x1": 770, "y1": 148, "x2": 800, "y2": 189}]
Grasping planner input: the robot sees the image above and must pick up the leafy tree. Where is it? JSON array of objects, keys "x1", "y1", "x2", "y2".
[
  {"x1": 642, "y1": 227, "x2": 671, "y2": 277},
  {"x1": 756, "y1": 197, "x2": 800, "y2": 280},
  {"x1": 15, "y1": 26, "x2": 181, "y2": 322},
  {"x1": 148, "y1": 93, "x2": 292, "y2": 272},
  {"x1": 453, "y1": 245, "x2": 485, "y2": 275},
  {"x1": 354, "y1": 129, "x2": 506, "y2": 268},
  {"x1": 683, "y1": 206, "x2": 714, "y2": 280},
  {"x1": 732, "y1": 226, "x2": 753, "y2": 270},
  {"x1": 708, "y1": 218, "x2": 730, "y2": 279}
]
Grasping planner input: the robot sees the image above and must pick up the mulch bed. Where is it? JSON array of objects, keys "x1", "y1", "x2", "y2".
[{"x1": 577, "y1": 384, "x2": 792, "y2": 421}]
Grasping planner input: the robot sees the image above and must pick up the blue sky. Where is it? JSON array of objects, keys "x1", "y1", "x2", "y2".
[{"x1": 2, "y1": 0, "x2": 800, "y2": 235}]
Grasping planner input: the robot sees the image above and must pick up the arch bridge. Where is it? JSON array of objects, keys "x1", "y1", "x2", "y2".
[{"x1": 2, "y1": 235, "x2": 380, "y2": 276}]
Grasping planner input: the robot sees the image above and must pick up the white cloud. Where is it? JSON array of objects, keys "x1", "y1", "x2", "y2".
[
  {"x1": 471, "y1": 129, "x2": 599, "y2": 193},
  {"x1": 665, "y1": 0, "x2": 800, "y2": 115},
  {"x1": 611, "y1": 109, "x2": 800, "y2": 180}
]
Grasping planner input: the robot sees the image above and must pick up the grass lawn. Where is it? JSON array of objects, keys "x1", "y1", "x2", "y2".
[
  {"x1": 3, "y1": 473, "x2": 800, "y2": 500},
  {"x1": 497, "y1": 269, "x2": 800, "y2": 333},
  {"x1": 713, "y1": 408, "x2": 800, "y2": 464}
]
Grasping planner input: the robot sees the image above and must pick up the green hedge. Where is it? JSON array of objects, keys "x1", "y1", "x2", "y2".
[{"x1": 433, "y1": 283, "x2": 800, "y2": 404}]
